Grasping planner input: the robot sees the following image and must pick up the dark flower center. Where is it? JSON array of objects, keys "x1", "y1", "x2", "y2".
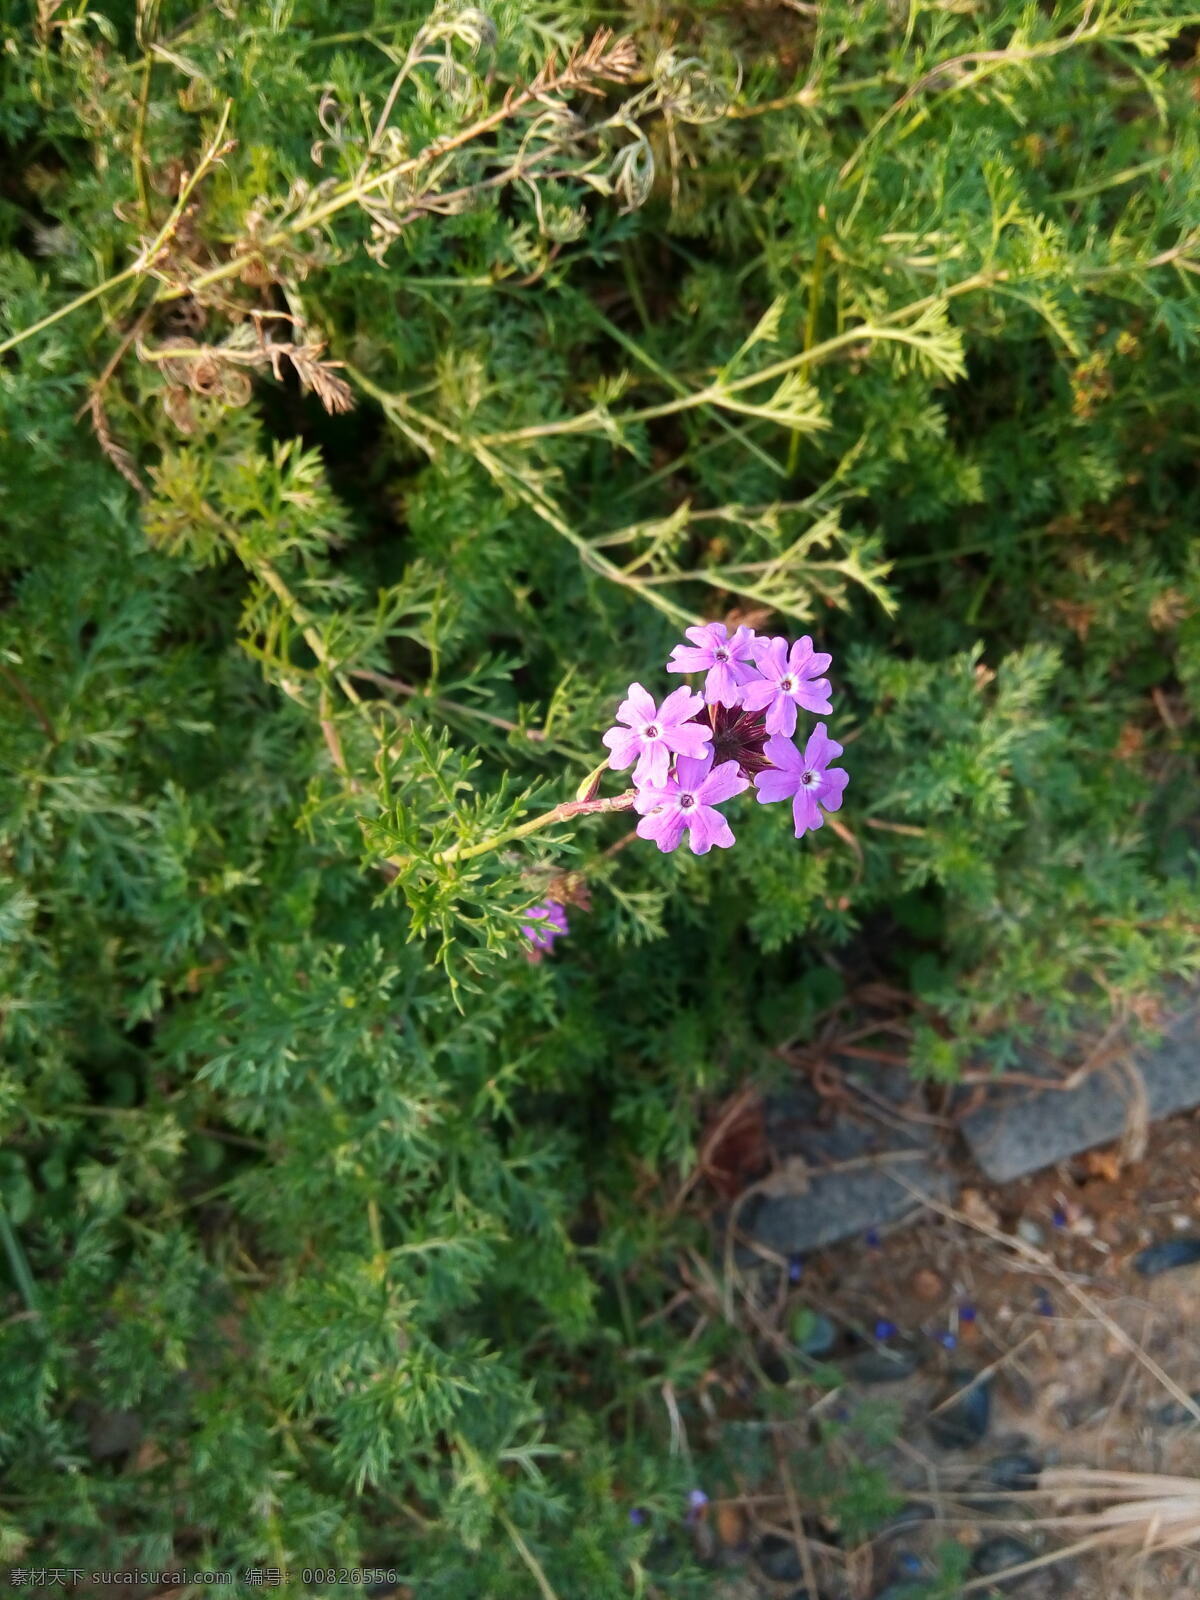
[
  {"x1": 714, "y1": 648, "x2": 729, "y2": 662},
  {"x1": 707, "y1": 703, "x2": 772, "y2": 777},
  {"x1": 779, "y1": 676, "x2": 795, "y2": 693},
  {"x1": 678, "y1": 793, "x2": 696, "y2": 810},
  {"x1": 644, "y1": 723, "x2": 660, "y2": 739},
  {"x1": 801, "y1": 769, "x2": 817, "y2": 786}
]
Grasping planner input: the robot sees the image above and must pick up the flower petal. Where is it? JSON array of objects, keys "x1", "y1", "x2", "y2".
[
  {"x1": 738, "y1": 677, "x2": 777, "y2": 713},
  {"x1": 667, "y1": 645, "x2": 714, "y2": 674},
  {"x1": 764, "y1": 695, "x2": 798, "y2": 738},
  {"x1": 803, "y1": 722, "x2": 843, "y2": 768},
  {"x1": 632, "y1": 781, "x2": 677, "y2": 814},
  {"x1": 728, "y1": 625, "x2": 757, "y2": 660},
  {"x1": 696, "y1": 759, "x2": 750, "y2": 806},
  {"x1": 787, "y1": 636, "x2": 815, "y2": 674},
  {"x1": 686, "y1": 622, "x2": 725, "y2": 648},
  {"x1": 633, "y1": 741, "x2": 670, "y2": 787},
  {"x1": 762, "y1": 734, "x2": 803, "y2": 773},
  {"x1": 753, "y1": 767, "x2": 797, "y2": 804},
  {"x1": 748, "y1": 633, "x2": 782, "y2": 669},
  {"x1": 637, "y1": 807, "x2": 686, "y2": 852},
  {"x1": 704, "y1": 660, "x2": 741, "y2": 706},
  {"x1": 818, "y1": 767, "x2": 849, "y2": 811},
  {"x1": 791, "y1": 789, "x2": 824, "y2": 837},
  {"x1": 673, "y1": 750, "x2": 715, "y2": 790},
  {"x1": 755, "y1": 635, "x2": 788, "y2": 678},
  {"x1": 616, "y1": 682, "x2": 656, "y2": 727},
  {"x1": 794, "y1": 678, "x2": 832, "y2": 715},
  {"x1": 658, "y1": 685, "x2": 706, "y2": 727},
  {"x1": 663, "y1": 718, "x2": 714, "y2": 760},
  {"x1": 686, "y1": 805, "x2": 735, "y2": 854},
  {"x1": 601, "y1": 726, "x2": 641, "y2": 769}
]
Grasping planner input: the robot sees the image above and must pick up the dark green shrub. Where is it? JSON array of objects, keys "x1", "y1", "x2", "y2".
[{"x1": 2, "y1": 0, "x2": 1198, "y2": 1587}]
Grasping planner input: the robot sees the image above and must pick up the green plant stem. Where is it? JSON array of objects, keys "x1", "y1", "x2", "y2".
[
  {"x1": 0, "y1": 1202, "x2": 38, "y2": 1316},
  {"x1": 387, "y1": 789, "x2": 637, "y2": 874}
]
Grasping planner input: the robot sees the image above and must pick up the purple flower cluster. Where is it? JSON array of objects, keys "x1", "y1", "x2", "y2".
[{"x1": 603, "y1": 622, "x2": 848, "y2": 856}]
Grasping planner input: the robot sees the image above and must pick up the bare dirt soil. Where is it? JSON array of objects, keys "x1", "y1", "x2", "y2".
[{"x1": 704, "y1": 1109, "x2": 1200, "y2": 1599}]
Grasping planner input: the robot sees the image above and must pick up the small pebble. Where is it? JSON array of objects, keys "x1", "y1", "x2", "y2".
[
  {"x1": 986, "y1": 1451, "x2": 1043, "y2": 1490},
  {"x1": 970, "y1": 1535, "x2": 1036, "y2": 1577},
  {"x1": 928, "y1": 1370, "x2": 991, "y2": 1450},
  {"x1": 1016, "y1": 1218, "x2": 1045, "y2": 1247},
  {"x1": 912, "y1": 1267, "x2": 943, "y2": 1301},
  {"x1": 793, "y1": 1309, "x2": 837, "y2": 1357},
  {"x1": 1133, "y1": 1237, "x2": 1200, "y2": 1277},
  {"x1": 1152, "y1": 1393, "x2": 1200, "y2": 1427},
  {"x1": 754, "y1": 1532, "x2": 804, "y2": 1582}
]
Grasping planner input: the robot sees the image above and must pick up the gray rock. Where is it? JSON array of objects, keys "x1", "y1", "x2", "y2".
[
  {"x1": 986, "y1": 1451, "x2": 1042, "y2": 1490},
  {"x1": 961, "y1": 989, "x2": 1200, "y2": 1183},
  {"x1": 754, "y1": 1534, "x2": 804, "y2": 1582},
  {"x1": 1152, "y1": 1392, "x2": 1200, "y2": 1426},
  {"x1": 741, "y1": 1067, "x2": 954, "y2": 1255},
  {"x1": 970, "y1": 1535, "x2": 1037, "y2": 1582},
  {"x1": 793, "y1": 1309, "x2": 838, "y2": 1357},
  {"x1": 1134, "y1": 1237, "x2": 1200, "y2": 1277},
  {"x1": 928, "y1": 1370, "x2": 991, "y2": 1450}
]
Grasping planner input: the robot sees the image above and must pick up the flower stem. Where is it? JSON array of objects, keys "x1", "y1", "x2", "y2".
[{"x1": 388, "y1": 790, "x2": 637, "y2": 873}]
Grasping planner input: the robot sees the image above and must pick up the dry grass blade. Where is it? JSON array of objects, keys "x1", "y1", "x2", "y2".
[
  {"x1": 949, "y1": 1469, "x2": 1200, "y2": 1594},
  {"x1": 1039, "y1": 1468, "x2": 1200, "y2": 1550}
]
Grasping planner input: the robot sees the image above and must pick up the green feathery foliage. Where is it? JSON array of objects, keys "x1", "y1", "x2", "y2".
[{"x1": 2, "y1": 0, "x2": 1199, "y2": 1588}]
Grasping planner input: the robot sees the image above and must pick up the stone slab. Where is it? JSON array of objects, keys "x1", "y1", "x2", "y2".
[
  {"x1": 740, "y1": 1065, "x2": 955, "y2": 1257},
  {"x1": 961, "y1": 993, "x2": 1200, "y2": 1183},
  {"x1": 744, "y1": 1152, "x2": 955, "y2": 1258}
]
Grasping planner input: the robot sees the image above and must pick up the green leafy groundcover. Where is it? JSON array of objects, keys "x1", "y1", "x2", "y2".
[{"x1": 2, "y1": 0, "x2": 1199, "y2": 1589}]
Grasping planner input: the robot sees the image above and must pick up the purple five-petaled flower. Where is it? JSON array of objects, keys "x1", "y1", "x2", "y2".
[
  {"x1": 753, "y1": 724, "x2": 849, "y2": 838},
  {"x1": 601, "y1": 683, "x2": 712, "y2": 786},
  {"x1": 666, "y1": 622, "x2": 760, "y2": 708},
  {"x1": 740, "y1": 635, "x2": 832, "y2": 737},
  {"x1": 520, "y1": 900, "x2": 568, "y2": 958},
  {"x1": 633, "y1": 751, "x2": 750, "y2": 855}
]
